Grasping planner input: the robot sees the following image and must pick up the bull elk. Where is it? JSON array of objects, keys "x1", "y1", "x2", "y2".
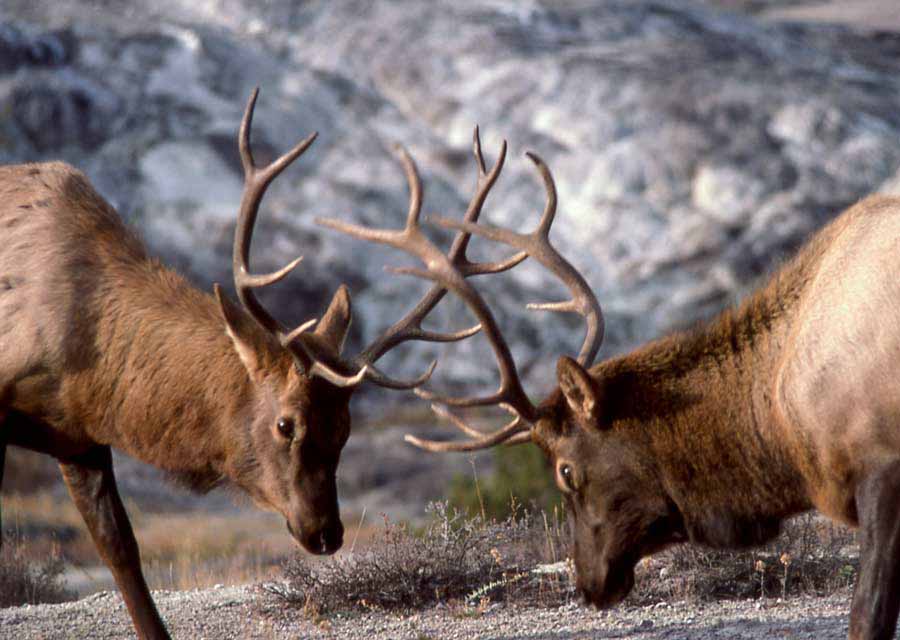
[
  {"x1": 325, "y1": 130, "x2": 900, "y2": 640},
  {"x1": 0, "y1": 89, "x2": 496, "y2": 640}
]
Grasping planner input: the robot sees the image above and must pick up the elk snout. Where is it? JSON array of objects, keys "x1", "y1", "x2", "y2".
[
  {"x1": 577, "y1": 561, "x2": 635, "y2": 609},
  {"x1": 288, "y1": 517, "x2": 344, "y2": 555}
]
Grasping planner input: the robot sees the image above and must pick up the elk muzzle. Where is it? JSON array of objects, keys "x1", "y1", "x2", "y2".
[
  {"x1": 287, "y1": 515, "x2": 344, "y2": 555},
  {"x1": 576, "y1": 555, "x2": 636, "y2": 609}
]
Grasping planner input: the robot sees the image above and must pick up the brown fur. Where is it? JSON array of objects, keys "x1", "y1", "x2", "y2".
[
  {"x1": 536, "y1": 196, "x2": 900, "y2": 639},
  {"x1": 0, "y1": 162, "x2": 357, "y2": 639}
]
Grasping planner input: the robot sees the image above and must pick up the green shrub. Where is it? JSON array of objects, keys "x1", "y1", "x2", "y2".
[{"x1": 448, "y1": 444, "x2": 562, "y2": 519}]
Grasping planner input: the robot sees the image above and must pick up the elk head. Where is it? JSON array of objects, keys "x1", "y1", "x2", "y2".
[
  {"x1": 214, "y1": 90, "x2": 483, "y2": 554},
  {"x1": 321, "y1": 129, "x2": 680, "y2": 602},
  {"x1": 532, "y1": 356, "x2": 686, "y2": 607}
]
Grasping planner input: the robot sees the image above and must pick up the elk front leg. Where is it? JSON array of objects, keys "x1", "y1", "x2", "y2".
[
  {"x1": 849, "y1": 460, "x2": 900, "y2": 640},
  {"x1": 60, "y1": 446, "x2": 170, "y2": 640}
]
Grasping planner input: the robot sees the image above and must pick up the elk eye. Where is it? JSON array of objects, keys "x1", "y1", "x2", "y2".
[
  {"x1": 558, "y1": 463, "x2": 577, "y2": 493},
  {"x1": 276, "y1": 417, "x2": 295, "y2": 439}
]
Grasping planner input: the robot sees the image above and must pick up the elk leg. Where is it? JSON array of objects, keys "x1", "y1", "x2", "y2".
[
  {"x1": 59, "y1": 446, "x2": 170, "y2": 640},
  {"x1": 849, "y1": 460, "x2": 900, "y2": 640}
]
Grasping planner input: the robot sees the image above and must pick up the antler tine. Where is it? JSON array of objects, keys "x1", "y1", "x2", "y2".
[
  {"x1": 314, "y1": 145, "x2": 421, "y2": 251},
  {"x1": 454, "y1": 131, "x2": 529, "y2": 278},
  {"x1": 427, "y1": 150, "x2": 604, "y2": 367},
  {"x1": 454, "y1": 127, "x2": 507, "y2": 263},
  {"x1": 403, "y1": 404, "x2": 529, "y2": 452},
  {"x1": 233, "y1": 87, "x2": 318, "y2": 341},
  {"x1": 315, "y1": 131, "x2": 528, "y2": 391},
  {"x1": 356, "y1": 127, "x2": 519, "y2": 367},
  {"x1": 280, "y1": 318, "x2": 319, "y2": 345},
  {"x1": 278, "y1": 328, "x2": 372, "y2": 388},
  {"x1": 359, "y1": 360, "x2": 438, "y2": 391},
  {"x1": 386, "y1": 264, "x2": 535, "y2": 420},
  {"x1": 307, "y1": 360, "x2": 369, "y2": 387},
  {"x1": 232, "y1": 88, "x2": 368, "y2": 387},
  {"x1": 399, "y1": 144, "x2": 424, "y2": 230},
  {"x1": 528, "y1": 151, "x2": 557, "y2": 236},
  {"x1": 310, "y1": 143, "x2": 444, "y2": 389}
]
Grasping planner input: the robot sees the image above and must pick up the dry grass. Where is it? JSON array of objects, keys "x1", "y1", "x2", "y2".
[
  {"x1": 2, "y1": 492, "x2": 88, "y2": 566},
  {"x1": 135, "y1": 511, "x2": 293, "y2": 591},
  {"x1": 0, "y1": 532, "x2": 75, "y2": 607},
  {"x1": 2, "y1": 488, "x2": 314, "y2": 594}
]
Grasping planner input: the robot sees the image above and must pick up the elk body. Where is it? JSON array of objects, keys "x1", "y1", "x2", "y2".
[
  {"x1": 327, "y1": 131, "x2": 900, "y2": 640},
  {"x1": 0, "y1": 90, "x2": 480, "y2": 640}
]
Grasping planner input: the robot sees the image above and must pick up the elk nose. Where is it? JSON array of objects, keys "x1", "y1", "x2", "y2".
[
  {"x1": 293, "y1": 520, "x2": 343, "y2": 555},
  {"x1": 318, "y1": 521, "x2": 344, "y2": 555},
  {"x1": 577, "y1": 562, "x2": 635, "y2": 609}
]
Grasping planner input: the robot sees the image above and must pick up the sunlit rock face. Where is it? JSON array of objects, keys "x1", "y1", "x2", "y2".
[{"x1": 3, "y1": 1, "x2": 900, "y2": 400}]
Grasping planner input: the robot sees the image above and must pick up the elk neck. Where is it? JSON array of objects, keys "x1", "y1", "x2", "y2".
[
  {"x1": 65, "y1": 256, "x2": 275, "y2": 493},
  {"x1": 593, "y1": 252, "x2": 825, "y2": 548}
]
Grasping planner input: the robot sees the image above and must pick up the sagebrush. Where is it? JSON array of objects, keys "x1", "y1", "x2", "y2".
[
  {"x1": 635, "y1": 513, "x2": 858, "y2": 603},
  {"x1": 267, "y1": 503, "x2": 859, "y2": 617},
  {"x1": 268, "y1": 502, "x2": 572, "y2": 614}
]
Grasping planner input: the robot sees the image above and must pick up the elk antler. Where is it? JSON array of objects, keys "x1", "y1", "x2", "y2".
[
  {"x1": 319, "y1": 129, "x2": 578, "y2": 450},
  {"x1": 428, "y1": 151, "x2": 604, "y2": 368},
  {"x1": 231, "y1": 88, "x2": 366, "y2": 387},
  {"x1": 316, "y1": 128, "x2": 528, "y2": 390},
  {"x1": 403, "y1": 145, "x2": 604, "y2": 452}
]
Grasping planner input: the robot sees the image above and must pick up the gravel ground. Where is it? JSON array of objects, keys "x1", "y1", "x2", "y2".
[{"x1": 0, "y1": 584, "x2": 856, "y2": 639}]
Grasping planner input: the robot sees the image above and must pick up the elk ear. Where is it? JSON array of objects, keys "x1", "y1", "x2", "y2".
[
  {"x1": 557, "y1": 355, "x2": 602, "y2": 428},
  {"x1": 314, "y1": 285, "x2": 352, "y2": 356},
  {"x1": 214, "y1": 284, "x2": 264, "y2": 378}
]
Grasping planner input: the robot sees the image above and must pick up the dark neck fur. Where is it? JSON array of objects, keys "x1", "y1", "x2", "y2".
[{"x1": 595, "y1": 244, "x2": 828, "y2": 548}]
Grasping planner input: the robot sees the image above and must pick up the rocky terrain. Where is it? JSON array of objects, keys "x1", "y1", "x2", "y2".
[{"x1": 3, "y1": 0, "x2": 900, "y2": 397}]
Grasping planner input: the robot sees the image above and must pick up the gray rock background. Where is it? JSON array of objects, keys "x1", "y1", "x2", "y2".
[{"x1": 5, "y1": 0, "x2": 900, "y2": 406}]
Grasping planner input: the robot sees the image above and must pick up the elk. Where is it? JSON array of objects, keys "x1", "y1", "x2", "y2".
[
  {"x1": 0, "y1": 89, "x2": 496, "y2": 640},
  {"x1": 324, "y1": 130, "x2": 900, "y2": 640}
]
